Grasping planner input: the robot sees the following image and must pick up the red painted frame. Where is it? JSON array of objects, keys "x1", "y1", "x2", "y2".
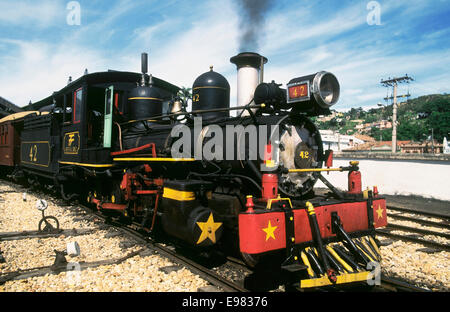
[
  {"x1": 239, "y1": 198, "x2": 387, "y2": 255},
  {"x1": 73, "y1": 87, "x2": 83, "y2": 124}
]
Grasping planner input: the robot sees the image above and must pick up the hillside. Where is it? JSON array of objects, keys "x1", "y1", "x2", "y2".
[{"x1": 314, "y1": 94, "x2": 450, "y2": 142}]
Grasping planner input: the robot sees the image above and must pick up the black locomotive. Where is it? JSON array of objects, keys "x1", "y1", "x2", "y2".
[{"x1": 0, "y1": 52, "x2": 387, "y2": 289}]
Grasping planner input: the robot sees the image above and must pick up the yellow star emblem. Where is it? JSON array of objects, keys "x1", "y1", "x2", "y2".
[
  {"x1": 376, "y1": 205, "x2": 384, "y2": 219},
  {"x1": 196, "y1": 213, "x2": 222, "y2": 244},
  {"x1": 262, "y1": 220, "x2": 277, "y2": 241}
]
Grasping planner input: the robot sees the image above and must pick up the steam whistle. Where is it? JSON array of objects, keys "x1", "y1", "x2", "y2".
[{"x1": 140, "y1": 52, "x2": 148, "y2": 86}]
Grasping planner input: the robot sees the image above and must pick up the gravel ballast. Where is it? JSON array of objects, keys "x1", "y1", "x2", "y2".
[
  {"x1": 0, "y1": 181, "x2": 209, "y2": 292},
  {"x1": 1, "y1": 180, "x2": 449, "y2": 291}
]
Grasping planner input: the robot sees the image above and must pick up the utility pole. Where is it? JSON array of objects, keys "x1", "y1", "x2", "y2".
[
  {"x1": 380, "y1": 74, "x2": 414, "y2": 153},
  {"x1": 431, "y1": 128, "x2": 435, "y2": 154}
]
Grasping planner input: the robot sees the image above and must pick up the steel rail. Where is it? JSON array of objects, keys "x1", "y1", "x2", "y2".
[
  {"x1": 0, "y1": 177, "x2": 248, "y2": 293},
  {"x1": 375, "y1": 229, "x2": 450, "y2": 251},
  {"x1": 78, "y1": 205, "x2": 248, "y2": 292},
  {"x1": 380, "y1": 275, "x2": 432, "y2": 292},
  {"x1": 387, "y1": 205, "x2": 450, "y2": 221},
  {"x1": 385, "y1": 223, "x2": 450, "y2": 239},
  {"x1": 0, "y1": 228, "x2": 97, "y2": 241},
  {"x1": 0, "y1": 248, "x2": 148, "y2": 285},
  {"x1": 2, "y1": 178, "x2": 437, "y2": 292},
  {"x1": 387, "y1": 213, "x2": 450, "y2": 230}
]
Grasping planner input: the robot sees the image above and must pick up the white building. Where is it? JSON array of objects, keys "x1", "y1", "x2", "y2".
[
  {"x1": 444, "y1": 137, "x2": 450, "y2": 154},
  {"x1": 320, "y1": 130, "x2": 365, "y2": 152}
]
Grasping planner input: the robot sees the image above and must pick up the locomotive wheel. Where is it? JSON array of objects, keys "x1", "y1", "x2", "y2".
[{"x1": 38, "y1": 216, "x2": 60, "y2": 233}]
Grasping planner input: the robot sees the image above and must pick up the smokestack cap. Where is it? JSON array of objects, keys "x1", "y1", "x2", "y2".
[{"x1": 230, "y1": 52, "x2": 267, "y2": 69}]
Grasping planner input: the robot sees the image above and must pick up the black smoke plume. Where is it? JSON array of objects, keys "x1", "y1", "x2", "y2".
[{"x1": 235, "y1": 0, "x2": 274, "y2": 52}]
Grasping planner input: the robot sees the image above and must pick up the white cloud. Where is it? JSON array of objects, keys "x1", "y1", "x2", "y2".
[
  {"x1": 0, "y1": 0, "x2": 242, "y2": 107},
  {"x1": 0, "y1": 0, "x2": 449, "y2": 112},
  {"x1": 112, "y1": 0, "x2": 241, "y2": 101},
  {"x1": 0, "y1": 0, "x2": 63, "y2": 28},
  {"x1": 0, "y1": 39, "x2": 105, "y2": 106}
]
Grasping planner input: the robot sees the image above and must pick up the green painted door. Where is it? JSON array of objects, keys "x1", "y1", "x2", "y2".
[{"x1": 103, "y1": 86, "x2": 114, "y2": 148}]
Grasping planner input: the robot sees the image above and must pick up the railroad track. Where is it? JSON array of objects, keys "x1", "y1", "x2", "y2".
[
  {"x1": 0, "y1": 248, "x2": 150, "y2": 285},
  {"x1": 0, "y1": 204, "x2": 248, "y2": 292},
  {"x1": 0, "y1": 181, "x2": 439, "y2": 292},
  {"x1": 0, "y1": 182, "x2": 248, "y2": 292},
  {"x1": 376, "y1": 205, "x2": 450, "y2": 252},
  {"x1": 0, "y1": 228, "x2": 97, "y2": 241},
  {"x1": 75, "y1": 204, "x2": 249, "y2": 292},
  {"x1": 387, "y1": 205, "x2": 450, "y2": 221},
  {"x1": 379, "y1": 275, "x2": 432, "y2": 292}
]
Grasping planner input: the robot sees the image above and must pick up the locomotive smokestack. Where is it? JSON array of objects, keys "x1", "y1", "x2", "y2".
[
  {"x1": 259, "y1": 55, "x2": 264, "y2": 84},
  {"x1": 230, "y1": 52, "x2": 267, "y2": 116}
]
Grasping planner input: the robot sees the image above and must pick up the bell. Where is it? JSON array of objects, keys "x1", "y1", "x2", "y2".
[{"x1": 171, "y1": 99, "x2": 183, "y2": 114}]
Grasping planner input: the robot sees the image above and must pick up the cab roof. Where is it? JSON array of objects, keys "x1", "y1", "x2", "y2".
[{"x1": 23, "y1": 71, "x2": 180, "y2": 111}]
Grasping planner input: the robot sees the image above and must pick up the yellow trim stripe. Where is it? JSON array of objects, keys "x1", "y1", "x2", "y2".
[
  {"x1": 360, "y1": 238, "x2": 379, "y2": 261},
  {"x1": 368, "y1": 236, "x2": 381, "y2": 258},
  {"x1": 163, "y1": 187, "x2": 195, "y2": 201},
  {"x1": 21, "y1": 161, "x2": 50, "y2": 168},
  {"x1": 301, "y1": 251, "x2": 315, "y2": 278},
  {"x1": 128, "y1": 97, "x2": 162, "y2": 101},
  {"x1": 326, "y1": 245, "x2": 354, "y2": 273},
  {"x1": 289, "y1": 168, "x2": 343, "y2": 173},
  {"x1": 355, "y1": 242, "x2": 376, "y2": 263},
  {"x1": 113, "y1": 157, "x2": 196, "y2": 162},
  {"x1": 193, "y1": 86, "x2": 227, "y2": 90},
  {"x1": 124, "y1": 119, "x2": 159, "y2": 124},
  {"x1": 300, "y1": 271, "x2": 370, "y2": 288},
  {"x1": 58, "y1": 161, "x2": 114, "y2": 168},
  {"x1": 22, "y1": 141, "x2": 50, "y2": 144},
  {"x1": 266, "y1": 197, "x2": 293, "y2": 210}
]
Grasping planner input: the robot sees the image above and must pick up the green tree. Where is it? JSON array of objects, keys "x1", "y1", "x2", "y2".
[
  {"x1": 178, "y1": 87, "x2": 192, "y2": 103},
  {"x1": 427, "y1": 111, "x2": 450, "y2": 141},
  {"x1": 370, "y1": 127, "x2": 391, "y2": 141},
  {"x1": 420, "y1": 97, "x2": 450, "y2": 141}
]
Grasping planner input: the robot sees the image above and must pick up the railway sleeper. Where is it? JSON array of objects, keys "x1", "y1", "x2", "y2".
[{"x1": 0, "y1": 247, "x2": 150, "y2": 285}]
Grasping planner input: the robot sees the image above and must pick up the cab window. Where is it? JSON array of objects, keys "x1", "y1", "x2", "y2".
[
  {"x1": 73, "y1": 88, "x2": 83, "y2": 124},
  {"x1": 64, "y1": 93, "x2": 73, "y2": 124}
]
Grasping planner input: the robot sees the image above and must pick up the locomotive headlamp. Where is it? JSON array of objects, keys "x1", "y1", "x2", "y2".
[{"x1": 287, "y1": 71, "x2": 340, "y2": 109}]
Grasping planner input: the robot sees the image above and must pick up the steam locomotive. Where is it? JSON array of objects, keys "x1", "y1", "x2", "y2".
[{"x1": 0, "y1": 52, "x2": 387, "y2": 289}]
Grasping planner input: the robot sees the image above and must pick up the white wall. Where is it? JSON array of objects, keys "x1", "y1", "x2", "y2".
[{"x1": 316, "y1": 159, "x2": 450, "y2": 201}]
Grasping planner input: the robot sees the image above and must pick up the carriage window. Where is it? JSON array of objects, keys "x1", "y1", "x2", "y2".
[{"x1": 73, "y1": 88, "x2": 83, "y2": 124}]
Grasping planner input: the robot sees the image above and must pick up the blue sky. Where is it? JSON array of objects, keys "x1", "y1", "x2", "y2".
[{"x1": 0, "y1": 0, "x2": 449, "y2": 111}]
